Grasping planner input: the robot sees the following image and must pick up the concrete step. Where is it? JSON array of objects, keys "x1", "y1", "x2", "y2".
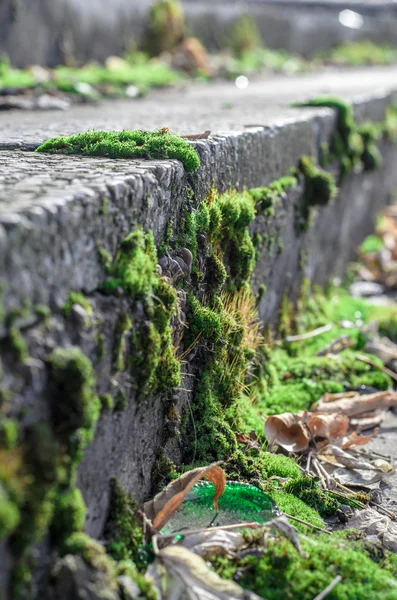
[{"x1": 1, "y1": 67, "x2": 397, "y2": 598}]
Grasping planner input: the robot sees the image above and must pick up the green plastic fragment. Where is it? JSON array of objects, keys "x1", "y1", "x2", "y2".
[{"x1": 161, "y1": 481, "x2": 278, "y2": 534}]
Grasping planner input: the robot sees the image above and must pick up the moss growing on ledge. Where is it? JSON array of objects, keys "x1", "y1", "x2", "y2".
[
  {"x1": 104, "y1": 478, "x2": 145, "y2": 568},
  {"x1": 51, "y1": 488, "x2": 86, "y2": 543},
  {"x1": 248, "y1": 175, "x2": 298, "y2": 212},
  {"x1": 102, "y1": 228, "x2": 181, "y2": 395},
  {"x1": 62, "y1": 291, "x2": 93, "y2": 317},
  {"x1": 47, "y1": 347, "x2": 101, "y2": 465},
  {"x1": 36, "y1": 129, "x2": 200, "y2": 173},
  {"x1": 299, "y1": 156, "x2": 337, "y2": 207}
]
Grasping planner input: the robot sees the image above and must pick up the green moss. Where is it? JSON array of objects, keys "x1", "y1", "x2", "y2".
[
  {"x1": 320, "y1": 40, "x2": 397, "y2": 67},
  {"x1": 37, "y1": 130, "x2": 200, "y2": 173},
  {"x1": 8, "y1": 327, "x2": 28, "y2": 362},
  {"x1": 0, "y1": 418, "x2": 19, "y2": 450},
  {"x1": 249, "y1": 175, "x2": 298, "y2": 212},
  {"x1": 34, "y1": 304, "x2": 51, "y2": 321},
  {"x1": 47, "y1": 347, "x2": 100, "y2": 464},
  {"x1": 205, "y1": 252, "x2": 227, "y2": 293},
  {"x1": 294, "y1": 96, "x2": 390, "y2": 181},
  {"x1": 51, "y1": 489, "x2": 86, "y2": 542},
  {"x1": 101, "y1": 229, "x2": 180, "y2": 395},
  {"x1": 211, "y1": 533, "x2": 397, "y2": 600},
  {"x1": 260, "y1": 452, "x2": 302, "y2": 480},
  {"x1": 100, "y1": 393, "x2": 114, "y2": 411},
  {"x1": 227, "y1": 15, "x2": 262, "y2": 57},
  {"x1": 100, "y1": 196, "x2": 109, "y2": 216},
  {"x1": 11, "y1": 424, "x2": 61, "y2": 556},
  {"x1": 95, "y1": 331, "x2": 106, "y2": 362},
  {"x1": 143, "y1": 0, "x2": 184, "y2": 57},
  {"x1": 113, "y1": 313, "x2": 132, "y2": 372},
  {"x1": 114, "y1": 387, "x2": 127, "y2": 411},
  {"x1": 104, "y1": 478, "x2": 145, "y2": 568},
  {"x1": 283, "y1": 476, "x2": 339, "y2": 517},
  {"x1": 299, "y1": 156, "x2": 337, "y2": 207},
  {"x1": 0, "y1": 481, "x2": 20, "y2": 540},
  {"x1": 360, "y1": 233, "x2": 384, "y2": 254},
  {"x1": 62, "y1": 291, "x2": 92, "y2": 317},
  {"x1": 268, "y1": 490, "x2": 325, "y2": 532},
  {"x1": 61, "y1": 532, "x2": 116, "y2": 580}
]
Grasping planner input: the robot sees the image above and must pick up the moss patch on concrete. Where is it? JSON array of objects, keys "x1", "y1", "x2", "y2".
[
  {"x1": 102, "y1": 228, "x2": 181, "y2": 394},
  {"x1": 36, "y1": 129, "x2": 200, "y2": 173}
]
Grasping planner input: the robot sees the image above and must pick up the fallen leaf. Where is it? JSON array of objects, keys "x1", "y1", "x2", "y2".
[
  {"x1": 147, "y1": 545, "x2": 262, "y2": 599},
  {"x1": 341, "y1": 430, "x2": 379, "y2": 449},
  {"x1": 264, "y1": 412, "x2": 309, "y2": 452},
  {"x1": 348, "y1": 508, "x2": 397, "y2": 553},
  {"x1": 333, "y1": 467, "x2": 382, "y2": 490},
  {"x1": 235, "y1": 430, "x2": 262, "y2": 453},
  {"x1": 143, "y1": 463, "x2": 226, "y2": 531},
  {"x1": 306, "y1": 413, "x2": 349, "y2": 439},
  {"x1": 322, "y1": 446, "x2": 382, "y2": 471},
  {"x1": 311, "y1": 391, "x2": 397, "y2": 417},
  {"x1": 350, "y1": 411, "x2": 386, "y2": 432}
]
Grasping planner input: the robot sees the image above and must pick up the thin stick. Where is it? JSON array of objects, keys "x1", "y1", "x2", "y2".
[
  {"x1": 313, "y1": 575, "x2": 342, "y2": 600},
  {"x1": 306, "y1": 451, "x2": 313, "y2": 474},
  {"x1": 157, "y1": 521, "x2": 262, "y2": 543},
  {"x1": 370, "y1": 501, "x2": 396, "y2": 520},
  {"x1": 285, "y1": 324, "x2": 333, "y2": 343},
  {"x1": 312, "y1": 458, "x2": 327, "y2": 489},
  {"x1": 356, "y1": 353, "x2": 397, "y2": 383},
  {"x1": 281, "y1": 512, "x2": 331, "y2": 534}
]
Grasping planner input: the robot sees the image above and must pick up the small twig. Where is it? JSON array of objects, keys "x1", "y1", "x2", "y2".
[
  {"x1": 370, "y1": 501, "x2": 396, "y2": 520},
  {"x1": 312, "y1": 458, "x2": 327, "y2": 489},
  {"x1": 356, "y1": 353, "x2": 397, "y2": 383},
  {"x1": 306, "y1": 451, "x2": 313, "y2": 474},
  {"x1": 316, "y1": 459, "x2": 335, "y2": 490},
  {"x1": 313, "y1": 575, "x2": 342, "y2": 600},
  {"x1": 285, "y1": 324, "x2": 333, "y2": 343},
  {"x1": 157, "y1": 521, "x2": 262, "y2": 543},
  {"x1": 281, "y1": 512, "x2": 331, "y2": 534}
]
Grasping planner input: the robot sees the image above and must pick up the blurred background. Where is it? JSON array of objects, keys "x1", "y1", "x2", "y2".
[{"x1": 1, "y1": 0, "x2": 397, "y2": 68}]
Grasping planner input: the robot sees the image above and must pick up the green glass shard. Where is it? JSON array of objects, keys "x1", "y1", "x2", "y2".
[{"x1": 161, "y1": 481, "x2": 278, "y2": 535}]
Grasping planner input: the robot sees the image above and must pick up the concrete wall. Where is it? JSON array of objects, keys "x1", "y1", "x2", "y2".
[{"x1": 1, "y1": 0, "x2": 397, "y2": 67}]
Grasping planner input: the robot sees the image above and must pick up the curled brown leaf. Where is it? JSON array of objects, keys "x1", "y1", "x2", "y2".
[
  {"x1": 264, "y1": 412, "x2": 309, "y2": 452},
  {"x1": 143, "y1": 463, "x2": 226, "y2": 531}
]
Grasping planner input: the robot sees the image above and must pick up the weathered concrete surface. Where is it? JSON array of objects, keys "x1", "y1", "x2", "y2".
[
  {"x1": 1, "y1": 0, "x2": 397, "y2": 67},
  {"x1": 1, "y1": 68, "x2": 397, "y2": 597}
]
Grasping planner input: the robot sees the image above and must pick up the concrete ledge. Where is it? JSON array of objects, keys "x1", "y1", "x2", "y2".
[{"x1": 1, "y1": 81, "x2": 397, "y2": 596}]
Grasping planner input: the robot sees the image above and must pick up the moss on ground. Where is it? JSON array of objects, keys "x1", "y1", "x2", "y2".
[
  {"x1": 62, "y1": 291, "x2": 93, "y2": 317},
  {"x1": 36, "y1": 130, "x2": 200, "y2": 173},
  {"x1": 210, "y1": 532, "x2": 397, "y2": 600}
]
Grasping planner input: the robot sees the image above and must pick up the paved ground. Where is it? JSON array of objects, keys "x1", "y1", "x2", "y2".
[{"x1": 2, "y1": 66, "x2": 397, "y2": 149}]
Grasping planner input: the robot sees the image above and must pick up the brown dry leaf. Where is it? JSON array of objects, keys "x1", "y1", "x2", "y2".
[
  {"x1": 324, "y1": 446, "x2": 382, "y2": 471},
  {"x1": 143, "y1": 463, "x2": 226, "y2": 531},
  {"x1": 350, "y1": 410, "x2": 386, "y2": 432},
  {"x1": 311, "y1": 391, "x2": 397, "y2": 417},
  {"x1": 341, "y1": 429, "x2": 379, "y2": 449},
  {"x1": 264, "y1": 412, "x2": 309, "y2": 452},
  {"x1": 306, "y1": 413, "x2": 349, "y2": 439},
  {"x1": 235, "y1": 430, "x2": 262, "y2": 453}
]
